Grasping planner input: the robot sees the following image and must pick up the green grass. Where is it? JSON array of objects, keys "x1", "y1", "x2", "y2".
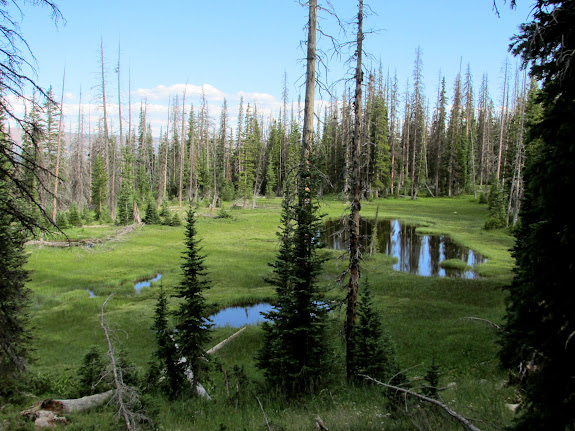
[{"x1": 11, "y1": 195, "x2": 518, "y2": 430}]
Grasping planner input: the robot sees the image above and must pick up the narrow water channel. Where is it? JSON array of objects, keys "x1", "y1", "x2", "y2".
[{"x1": 135, "y1": 273, "x2": 162, "y2": 293}]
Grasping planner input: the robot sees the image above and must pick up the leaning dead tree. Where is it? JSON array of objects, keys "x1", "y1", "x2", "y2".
[{"x1": 100, "y1": 295, "x2": 148, "y2": 431}]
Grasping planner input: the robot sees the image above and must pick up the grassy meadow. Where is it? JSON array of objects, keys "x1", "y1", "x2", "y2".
[{"x1": 5, "y1": 194, "x2": 519, "y2": 430}]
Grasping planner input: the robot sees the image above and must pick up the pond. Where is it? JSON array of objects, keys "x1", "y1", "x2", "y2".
[
  {"x1": 209, "y1": 303, "x2": 273, "y2": 328},
  {"x1": 135, "y1": 273, "x2": 162, "y2": 293},
  {"x1": 319, "y1": 218, "x2": 486, "y2": 279}
]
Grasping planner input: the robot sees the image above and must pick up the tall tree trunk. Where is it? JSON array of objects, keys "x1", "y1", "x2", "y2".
[
  {"x1": 117, "y1": 41, "x2": 124, "y2": 150},
  {"x1": 496, "y1": 59, "x2": 508, "y2": 182},
  {"x1": 346, "y1": 0, "x2": 363, "y2": 381},
  {"x1": 300, "y1": 0, "x2": 316, "y2": 166},
  {"x1": 51, "y1": 69, "x2": 65, "y2": 223},
  {"x1": 179, "y1": 89, "x2": 187, "y2": 207}
]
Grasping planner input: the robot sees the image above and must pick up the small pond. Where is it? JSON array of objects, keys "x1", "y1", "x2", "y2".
[
  {"x1": 209, "y1": 303, "x2": 273, "y2": 328},
  {"x1": 319, "y1": 218, "x2": 486, "y2": 279},
  {"x1": 135, "y1": 273, "x2": 162, "y2": 293}
]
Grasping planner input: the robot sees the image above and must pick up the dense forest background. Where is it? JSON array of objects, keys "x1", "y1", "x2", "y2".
[{"x1": 13, "y1": 47, "x2": 533, "y2": 230}]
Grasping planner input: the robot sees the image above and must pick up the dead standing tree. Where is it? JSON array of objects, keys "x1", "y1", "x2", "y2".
[{"x1": 345, "y1": 0, "x2": 364, "y2": 381}]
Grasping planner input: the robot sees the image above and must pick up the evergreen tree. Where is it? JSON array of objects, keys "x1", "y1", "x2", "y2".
[
  {"x1": 91, "y1": 155, "x2": 107, "y2": 220},
  {"x1": 349, "y1": 280, "x2": 401, "y2": 384},
  {"x1": 257, "y1": 154, "x2": 331, "y2": 395},
  {"x1": 77, "y1": 346, "x2": 107, "y2": 396},
  {"x1": 368, "y1": 90, "x2": 391, "y2": 197},
  {"x1": 173, "y1": 207, "x2": 212, "y2": 393},
  {"x1": 152, "y1": 285, "x2": 183, "y2": 399},
  {"x1": 159, "y1": 200, "x2": 171, "y2": 225},
  {"x1": 171, "y1": 212, "x2": 182, "y2": 227},
  {"x1": 143, "y1": 199, "x2": 161, "y2": 225},
  {"x1": 0, "y1": 172, "x2": 32, "y2": 399},
  {"x1": 484, "y1": 181, "x2": 506, "y2": 230},
  {"x1": 68, "y1": 203, "x2": 82, "y2": 227},
  {"x1": 500, "y1": 2, "x2": 575, "y2": 430},
  {"x1": 116, "y1": 147, "x2": 136, "y2": 226}
]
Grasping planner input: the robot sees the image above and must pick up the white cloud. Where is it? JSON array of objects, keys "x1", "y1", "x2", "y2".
[{"x1": 133, "y1": 83, "x2": 226, "y2": 103}]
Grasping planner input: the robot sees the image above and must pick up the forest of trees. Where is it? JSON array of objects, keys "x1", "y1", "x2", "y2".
[
  {"x1": 11, "y1": 41, "x2": 534, "y2": 231},
  {"x1": 2, "y1": 0, "x2": 574, "y2": 429}
]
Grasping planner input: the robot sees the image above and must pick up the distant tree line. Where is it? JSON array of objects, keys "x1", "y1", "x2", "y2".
[{"x1": 12, "y1": 44, "x2": 535, "y2": 230}]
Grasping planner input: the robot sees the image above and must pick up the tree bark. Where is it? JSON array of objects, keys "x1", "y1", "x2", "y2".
[{"x1": 346, "y1": 0, "x2": 364, "y2": 381}]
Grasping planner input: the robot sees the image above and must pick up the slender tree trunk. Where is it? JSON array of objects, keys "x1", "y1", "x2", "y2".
[
  {"x1": 51, "y1": 69, "x2": 65, "y2": 223},
  {"x1": 117, "y1": 42, "x2": 124, "y2": 150},
  {"x1": 100, "y1": 38, "x2": 109, "y2": 173},
  {"x1": 346, "y1": 0, "x2": 363, "y2": 380},
  {"x1": 179, "y1": 88, "x2": 187, "y2": 207},
  {"x1": 77, "y1": 88, "x2": 84, "y2": 206},
  {"x1": 301, "y1": 0, "x2": 316, "y2": 165},
  {"x1": 496, "y1": 59, "x2": 508, "y2": 182}
]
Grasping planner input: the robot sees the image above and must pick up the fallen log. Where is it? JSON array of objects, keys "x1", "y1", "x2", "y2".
[
  {"x1": 206, "y1": 326, "x2": 247, "y2": 355},
  {"x1": 21, "y1": 391, "x2": 115, "y2": 429},
  {"x1": 22, "y1": 308, "x2": 249, "y2": 425}
]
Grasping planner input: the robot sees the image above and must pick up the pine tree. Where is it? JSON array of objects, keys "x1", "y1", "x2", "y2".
[
  {"x1": 143, "y1": 199, "x2": 161, "y2": 225},
  {"x1": 257, "y1": 0, "x2": 331, "y2": 394},
  {"x1": 68, "y1": 203, "x2": 82, "y2": 227},
  {"x1": 116, "y1": 147, "x2": 136, "y2": 226},
  {"x1": 91, "y1": 155, "x2": 107, "y2": 220},
  {"x1": 77, "y1": 346, "x2": 107, "y2": 396},
  {"x1": 500, "y1": 2, "x2": 575, "y2": 429},
  {"x1": 151, "y1": 285, "x2": 183, "y2": 399},
  {"x1": 173, "y1": 207, "x2": 212, "y2": 394},
  {"x1": 484, "y1": 181, "x2": 506, "y2": 230},
  {"x1": 349, "y1": 280, "x2": 401, "y2": 384},
  {"x1": 257, "y1": 170, "x2": 330, "y2": 394},
  {"x1": 0, "y1": 171, "x2": 32, "y2": 399}
]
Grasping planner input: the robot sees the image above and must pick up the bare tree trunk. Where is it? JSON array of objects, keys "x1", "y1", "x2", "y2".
[
  {"x1": 346, "y1": 0, "x2": 364, "y2": 380},
  {"x1": 301, "y1": 0, "x2": 317, "y2": 165},
  {"x1": 99, "y1": 38, "x2": 110, "y2": 174},
  {"x1": 51, "y1": 69, "x2": 65, "y2": 223},
  {"x1": 77, "y1": 88, "x2": 85, "y2": 207},
  {"x1": 100, "y1": 295, "x2": 144, "y2": 431},
  {"x1": 496, "y1": 59, "x2": 508, "y2": 182},
  {"x1": 117, "y1": 41, "x2": 124, "y2": 150},
  {"x1": 179, "y1": 88, "x2": 187, "y2": 207}
]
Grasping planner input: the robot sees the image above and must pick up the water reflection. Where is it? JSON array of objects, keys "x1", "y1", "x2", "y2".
[
  {"x1": 210, "y1": 303, "x2": 273, "y2": 328},
  {"x1": 320, "y1": 219, "x2": 485, "y2": 279}
]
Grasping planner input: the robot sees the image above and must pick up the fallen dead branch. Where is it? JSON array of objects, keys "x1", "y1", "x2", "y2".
[
  {"x1": 206, "y1": 326, "x2": 247, "y2": 355},
  {"x1": 26, "y1": 223, "x2": 142, "y2": 248},
  {"x1": 454, "y1": 317, "x2": 501, "y2": 331},
  {"x1": 361, "y1": 375, "x2": 483, "y2": 431}
]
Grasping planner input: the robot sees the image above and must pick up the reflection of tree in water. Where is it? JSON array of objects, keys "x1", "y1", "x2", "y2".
[{"x1": 319, "y1": 218, "x2": 486, "y2": 279}]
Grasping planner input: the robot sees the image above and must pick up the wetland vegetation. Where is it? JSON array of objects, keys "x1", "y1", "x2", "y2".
[{"x1": 10, "y1": 195, "x2": 518, "y2": 430}]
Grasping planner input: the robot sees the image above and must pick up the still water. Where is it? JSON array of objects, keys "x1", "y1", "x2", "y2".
[
  {"x1": 135, "y1": 273, "x2": 163, "y2": 293},
  {"x1": 320, "y1": 218, "x2": 486, "y2": 279},
  {"x1": 209, "y1": 303, "x2": 273, "y2": 328}
]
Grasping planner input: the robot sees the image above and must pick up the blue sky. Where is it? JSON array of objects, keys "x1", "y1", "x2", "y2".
[{"x1": 9, "y1": 0, "x2": 534, "y2": 136}]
